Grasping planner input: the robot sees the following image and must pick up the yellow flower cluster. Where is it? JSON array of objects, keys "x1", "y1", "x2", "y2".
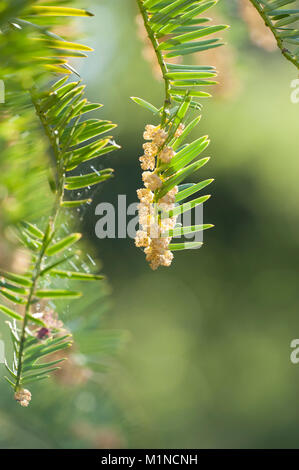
[
  {"x1": 135, "y1": 123, "x2": 185, "y2": 270},
  {"x1": 15, "y1": 388, "x2": 32, "y2": 407}
]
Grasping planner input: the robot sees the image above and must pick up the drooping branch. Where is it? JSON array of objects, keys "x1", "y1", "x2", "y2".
[
  {"x1": 14, "y1": 92, "x2": 65, "y2": 393},
  {"x1": 133, "y1": 0, "x2": 228, "y2": 270},
  {"x1": 2, "y1": 78, "x2": 118, "y2": 406},
  {"x1": 249, "y1": 0, "x2": 299, "y2": 70}
]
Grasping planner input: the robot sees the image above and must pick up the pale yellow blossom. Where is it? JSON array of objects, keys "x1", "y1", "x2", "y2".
[
  {"x1": 143, "y1": 142, "x2": 158, "y2": 157},
  {"x1": 135, "y1": 230, "x2": 151, "y2": 247},
  {"x1": 142, "y1": 171, "x2": 162, "y2": 191},
  {"x1": 137, "y1": 188, "x2": 154, "y2": 204},
  {"x1": 136, "y1": 125, "x2": 180, "y2": 270},
  {"x1": 139, "y1": 154, "x2": 155, "y2": 171},
  {"x1": 151, "y1": 237, "x2": 171, "y2": 251},
  {"x1": 153, "y1": 128, "x2": 167, "y2": 146},
  {"x1": 160, "y1": 250, "x2": 174, "y2": 267},
  {"x1": 15, "y1": 388, "x2": 32, "y2": 407},
  {"x1": 143, "y1": 124, "x2": 167, "y2": 146},
  {"x1": 143, "y1": 124, "x2": 158, "y2": 140}
]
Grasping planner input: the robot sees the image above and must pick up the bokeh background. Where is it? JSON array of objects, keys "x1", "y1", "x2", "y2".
[{"x1": 1, "y1": 0, "x2": 299, "y2": 449}]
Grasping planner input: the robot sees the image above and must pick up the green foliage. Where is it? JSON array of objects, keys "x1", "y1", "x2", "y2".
[
  {"x1": 137, "y1": 0, "x2": 227, "y2": 113},
  {"x1": 0, "y1": 276, "x2": 128, "y2": 448},
  {"x1": 0, "y1": 0, "x2": 94, "y2": 82},
  {"x1": 1, "y1": 75, "x2": 119, "y2": 399},
  {"x1": 249, "y1": 0, "x2": 299, "y2": 70},
  {"x1": 0, "y1": 1, "x2": 120, "y2": 405},
  {"x1": 2, "y1": 0, "x2": 295, "y2": 406}
]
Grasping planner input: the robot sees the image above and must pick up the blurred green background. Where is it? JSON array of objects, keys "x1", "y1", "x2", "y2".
[{"x1": 1, "y1": 0, "x2": 299, "y2": 449}]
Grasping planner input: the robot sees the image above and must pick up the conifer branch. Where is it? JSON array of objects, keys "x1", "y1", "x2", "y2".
[
  {"x1": 137, "y1": 0, "x2": 172, "y2": 124},
  {"x1": 0, "y1": 2, "x2": 120, "y2": 406},
  {"x1": 249, "y1": 0, "x2": 299, "y2": 70},
  {"x1": 14, "y1": 92, "x2": 66, "y2": 392}
]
